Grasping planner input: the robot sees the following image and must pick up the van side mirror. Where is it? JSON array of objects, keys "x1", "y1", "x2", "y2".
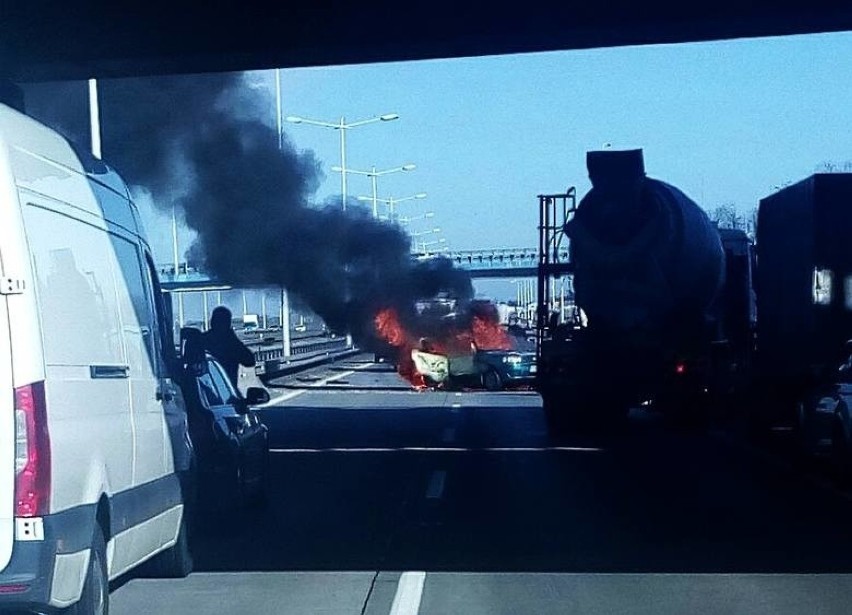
[{"x1": 245, "y1": 387, "x2": 271, "y2": 406}]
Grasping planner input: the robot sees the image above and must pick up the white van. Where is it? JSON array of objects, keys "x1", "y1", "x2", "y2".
[{"x1": 0, "y1": 103, "x2": 194, "y2": 614}]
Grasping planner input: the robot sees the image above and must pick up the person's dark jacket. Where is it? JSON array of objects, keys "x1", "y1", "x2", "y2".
[{"x1": 201, "y1": 328, "x2": 256, "y2": 388}]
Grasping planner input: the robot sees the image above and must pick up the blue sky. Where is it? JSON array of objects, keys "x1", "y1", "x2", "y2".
[{"x1": 145, "y1": 30, "x2": 852, "y2": 305}]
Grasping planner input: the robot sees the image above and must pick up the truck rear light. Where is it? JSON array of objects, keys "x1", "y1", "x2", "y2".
[
  {"x1": 13, "y1": 382, "x2": 50, "y2": 517},
  {"x1": 675, "y1": 363, "x2": 686, "y2": 374}
]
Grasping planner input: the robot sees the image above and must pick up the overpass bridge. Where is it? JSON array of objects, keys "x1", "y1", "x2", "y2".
[{"x1": 159, "y1": 248, "x2": 569, "y2": 291}]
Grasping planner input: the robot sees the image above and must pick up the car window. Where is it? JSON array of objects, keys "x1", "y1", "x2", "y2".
[
  {"x1": 112, "y1": 237, "x2": 157, "y2": 374},
  {"x1": 208, "y1": 360, "x2": 239, "y2": 403},
  {"x1": 196, "y1": 370, "x2": 224, "y2": 408}
]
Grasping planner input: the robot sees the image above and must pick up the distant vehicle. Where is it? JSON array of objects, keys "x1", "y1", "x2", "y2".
[
  {"x1": 374, "y1": 343, "x2": 397, "y2": 367},
  {"x1": 243, "y1": 314, "x2": 260, "y2": 332},
  {"x1": 410, "y1": 342, "x2": 536, "y2": 391},
  {"x1": 0, "y1": 102, "x2": 193, "y2": 614},
  {"x1": 294, "y1": 323, "x2": 307, "y2": 333},
  {"x1": 796, "y1": 342, "x2": 852, "y2": 478},
  {"x1": 476, "y1": 350, "x2": 537, "y2": 391},
  {"x1": 179, "y1": 332, "x2": 270, "y2": 508}
]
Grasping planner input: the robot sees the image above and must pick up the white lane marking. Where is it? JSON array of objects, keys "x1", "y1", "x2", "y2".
[
  {"x1": 389, "y1": 571, "x2": 426, "y2": 615},
  {"x1": 269, "y1": 446, "x2": 603, "y2": 453},
  {"x1": 441, "y1": 427, "x2": 456, "y2": 444},
  {"x1": 260, "y1": 362, "x2": 374, "y2": 406},
  {"x1": 454, "y1": 392, "x2": 462, "y2": 397},
  {"x1": 426, "y1": 470, "x2": 446, "y2": 499}
]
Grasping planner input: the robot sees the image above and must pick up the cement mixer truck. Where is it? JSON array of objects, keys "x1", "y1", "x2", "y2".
[
  {"x1": 536, "y1": 149, "x2": 755, "y2": 430},
  {"x1": 537, "y1": 149, "x2": 852, "y2": 435}
]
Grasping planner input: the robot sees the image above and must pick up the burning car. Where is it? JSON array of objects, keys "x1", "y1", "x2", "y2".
[
  {"x1": 411, "y1": 342, "x2": 536, "y2": 391},
  {"x1": 375, "y1": 299, "x2": 532, "y2": 391}
]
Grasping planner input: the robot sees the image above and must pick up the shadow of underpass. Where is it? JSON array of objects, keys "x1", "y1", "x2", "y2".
[{"x1": 187, "y1": 399, "x2": 852, "y2": 575}]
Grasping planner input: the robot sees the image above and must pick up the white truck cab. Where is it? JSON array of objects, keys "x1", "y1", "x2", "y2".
[{"x1": 0, "y1": 102, "x2": 193, "y2": 614}]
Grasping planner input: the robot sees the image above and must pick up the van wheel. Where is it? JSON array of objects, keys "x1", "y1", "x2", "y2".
[
  {"x1": 139, "y1": 514, "x2": 193, "y2": 578},
  {"x1": 64, "y1": 526, "x2": 108, "y2": 615},
  {"x1": 483, "y1": 369, "x2": 502, "y2": 392}
]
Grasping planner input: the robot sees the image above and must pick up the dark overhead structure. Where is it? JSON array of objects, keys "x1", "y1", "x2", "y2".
[{"x1": 2, "y1": 2, "x2": 852, "y2": 80}]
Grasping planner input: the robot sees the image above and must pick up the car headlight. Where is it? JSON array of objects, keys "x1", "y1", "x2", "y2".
[{"x1": 502, "y1": 355, "x2": 523, "y2": 365}]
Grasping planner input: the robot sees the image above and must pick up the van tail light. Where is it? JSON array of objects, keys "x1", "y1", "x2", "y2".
[{"x1": 14, "y1": 382, "x2": 50, "y2": 517}]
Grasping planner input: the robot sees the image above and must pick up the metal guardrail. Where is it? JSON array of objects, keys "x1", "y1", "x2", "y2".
[
  {"x1": 174, "y1": 330, "x2": 352, "y2": 377},
  {"x1": 253, "y1": 337, "x2": 351, "y2": 376},
  {"x1": 252, "y1": 337, "x2": 348, "y2": 363}
]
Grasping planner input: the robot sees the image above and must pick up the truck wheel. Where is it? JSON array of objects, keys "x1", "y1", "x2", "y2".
[
  {"x1": 483, "y1": 369, "x2": 502, "y2": 392},
  {"x1": 542, "y1": 393, "x2": 570, "y2": 440},
  {"x1": 64, "y1": 526, "x2": 108, "y2": 615},
  {"x1": 831, "y1": 420, "x2": 852, "y2": 486}
]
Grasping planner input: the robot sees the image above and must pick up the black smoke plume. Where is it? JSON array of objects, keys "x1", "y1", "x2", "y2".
[{"x1": 89, "y1": 73, "x2": 473, "y2": 342}]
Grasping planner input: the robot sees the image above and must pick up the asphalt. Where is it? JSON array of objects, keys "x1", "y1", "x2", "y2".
[{"x1": 111, "y1": 354, "x2": 852, "y2": 614}]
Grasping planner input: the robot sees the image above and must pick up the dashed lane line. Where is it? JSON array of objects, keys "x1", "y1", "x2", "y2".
[
  {"x1": 259, "y1": 363, "x2": 374, "y2": 406},
  {"x1": 388, "y1": 571, "x2": 426, "y2": 615},
  {"x1": 268, "y1": 446, "x2": 604, "y2": 453}
]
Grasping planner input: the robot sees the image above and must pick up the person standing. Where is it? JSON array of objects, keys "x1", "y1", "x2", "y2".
[{"x1": 201, "y1": 306, "x2": 256, "y2": 388}]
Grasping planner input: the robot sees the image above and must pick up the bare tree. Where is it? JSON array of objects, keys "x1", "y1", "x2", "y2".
[
  {"x1": 747, "y1": 207, "x2": 758, "y2": 240},
  {"x1": 709, "y1": 203, "x2": 746, "y2": 230},
  {"x1": 816, "y1": 161, "x2": 852, "y2": 173}
]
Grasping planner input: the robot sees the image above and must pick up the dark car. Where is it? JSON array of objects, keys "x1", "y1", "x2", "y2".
[
  {"x1": 475, "y1": 350, "x2": 537, "y2": 391},
  {"x1": 796, "y1": 346, "x2": 852, "y2": 479},
  {"x1": 374, "y1": 342, "x2": 398, "y2": 368},
  {"x1": 179, "y1": 329, "x2": 271, "y2": 509}
]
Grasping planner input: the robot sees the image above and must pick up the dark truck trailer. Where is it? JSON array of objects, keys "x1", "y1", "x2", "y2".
[
  {"x1": 537, "y1": 149, "x2": 735, "y2": 429},
  {"x1": 752, "y1": 173, "x2": 852, "y2": 426}
]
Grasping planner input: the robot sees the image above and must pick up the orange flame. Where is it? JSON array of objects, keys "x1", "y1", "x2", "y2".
[
  {"x1": 374, "y1": 308, "x2": 407, "y2": 347},
  {"x1": 373, "y1": 304, "x2": 515, "y2": 389},
  {"x1": 472, "y1": 316, "x2": 514, "y2": 351}
]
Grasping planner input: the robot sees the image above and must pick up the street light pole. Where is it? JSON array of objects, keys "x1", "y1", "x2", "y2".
[
  {"x1": 275, "y1": 69, "x2": 292, "y2": 355},
  {"x1": 371, "y1": 166, "x2": 378, "y2": 219},
  {"x1": 287, "y1": 113, "x2": 399, "y2": 212},
  {"x1": 360, "y1": 192, "x2": 427, "y2": 223},
  {"x1": 171, "y1": 205, "x2": 180, "y2": 277},
  {"x1": 275, "y1": 69, "x2": 283, "y2": 150},
  {"x1": 339, "y1": 116, "x2": 347, "y2": 210},
  {"x1": 342, "y1": 164, "x2": 415, "y2": 219}
]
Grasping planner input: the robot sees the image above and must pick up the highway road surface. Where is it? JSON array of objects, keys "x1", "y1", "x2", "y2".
[{"x1": 111, "y1": 354, "x2": 852, "y2": 614}]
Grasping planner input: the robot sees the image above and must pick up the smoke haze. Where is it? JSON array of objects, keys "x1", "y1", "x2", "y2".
[{"x1": 58, "y1": 72, "x2": 476, "y2": 342}]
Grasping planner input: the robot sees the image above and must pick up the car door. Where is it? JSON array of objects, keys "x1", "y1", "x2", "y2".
[
  {"x1": 205, "y1": 361, "x2": 267, "y2": 477},
  {"x1": 193, "y1": 362, "x2": 231, "y2": 462},
  {"x1": 834, "y1": 360, "x2": 852, "y2": 451},
  {"x1": 111, "y1": 237, "x2": 171, "y2": 559}
]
